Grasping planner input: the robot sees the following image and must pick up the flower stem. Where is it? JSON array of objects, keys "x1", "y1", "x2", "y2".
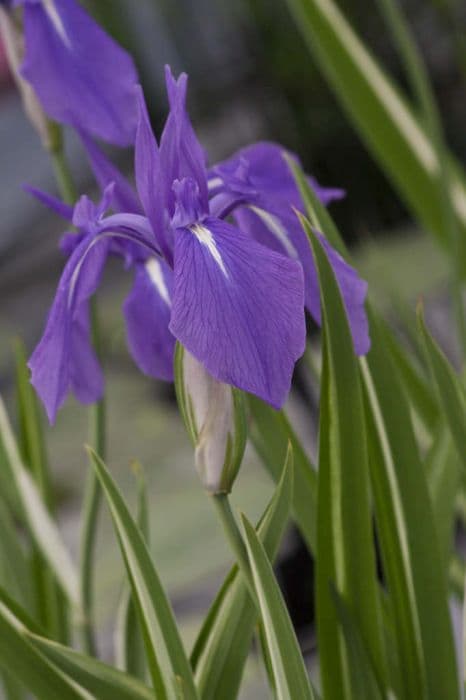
[
  {"x1": 47, "y1": 122, "x2": 77, "y2": 206},
  {"x1": 48, "y1": 123, "x2": 106, "y2": 653},
  {"x1": 79, "y1": 299, "x2": 106, "y2": 655},
  {"x1": 211, "y1": 493, "x2": 257, "y2": 604}
]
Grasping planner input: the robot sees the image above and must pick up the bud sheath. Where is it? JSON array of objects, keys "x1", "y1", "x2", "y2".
[{"x1": 175, "y1": 343, "x2": 247, "y2": 494}]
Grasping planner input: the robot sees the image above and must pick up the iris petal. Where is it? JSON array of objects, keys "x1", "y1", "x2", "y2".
[
  {"x1": 160, "y1": 66, "x2": 209, "y2": 215},
  {"x1": 124, "y1": 259, "x2": 175, "y2": 381},
  {"x1": 169, "y1": 217, "x2": 306, "y2": 409},
  {"x1": 20, "y1": 0, "x2": 138, "y2": 145},
  {"x1": 28, "y1": 232, "x2": 108, "y2": 423},
  {"x1": 234, "y1": 205, "x2": 369, "y2": 355}
]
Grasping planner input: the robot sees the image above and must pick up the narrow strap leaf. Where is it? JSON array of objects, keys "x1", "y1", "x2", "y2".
[
  {"x1": 362, "y1": 307, "x2": 460, "y2": 700},
  {"x1": 193, "y1": 448, "x2": 293, "y2": 700},
  {"x1": 418, "y1": 305, "x2": 466, "y2": 463},
  {"x1": 88, "y1": 447, "x2": 198, "y2": 700},
  {"x1": 0, "y1": 602, "x2": 88, "y2": 700},
  {"x1": 248, "y1": 397, "x2": 317, "y2": 553},
  {"x1": 0, "y1": 396, "x2": 80, "y2": 608},
  {"x1": 304, "y1": 220, "x2": 386, "y2": 698},
  {"x1": 241, "y1": 514, "x2": 316, "y2": 700},
  {"x1": 27, "y1": 634, "x2": 154, "y2": 700}
]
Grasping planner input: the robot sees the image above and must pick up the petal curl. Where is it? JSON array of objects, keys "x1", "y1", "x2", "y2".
[{"x1": 28, "y1": 232, "x2": 108, "y2": 423}]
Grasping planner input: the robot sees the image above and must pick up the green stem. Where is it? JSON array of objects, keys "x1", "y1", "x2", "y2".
[
  {"x1": 50, "y1": 149, "x2": 78, "y2": 205},
  {"x1": 79, "y1": 300, "x2": 106, "y2": 655},
  {"x1": 48, "y1": 123, "x2": 106, "y2": 653},
  {"x1": 79, "y1": 452, "x2": 103, "y2": 655},
  {"x1": 47, "y1": 123, "x2": 77, "y2": 205},
  {"x1": 211, "y1": 493, "x2": 257, "y2": 604}
]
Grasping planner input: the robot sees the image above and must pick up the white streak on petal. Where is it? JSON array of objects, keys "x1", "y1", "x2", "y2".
[
  {"x1": 145, "y1": 257, "x2": 171, "y2": 307},
  {"x1": 249, "y1": 205, "x2": 298, "y2": 259},
  {"x1": 42, "y1": 0, "x2": 71, "y2": 47},
  {"x1": 191, "y1": 224, "x2": 228, "y2": 278},
  {"x1": 207, "y1": 176, "x2": 223, "y2": 191}
]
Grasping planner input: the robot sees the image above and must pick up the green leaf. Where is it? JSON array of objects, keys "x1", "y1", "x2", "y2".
[
  {"x1": 241, "y1": 514, "x2": 316, "y2": 700},
  {"x1": 14, "y1": 339, "x2": 53, "y2": 508},
  {"x1": 287, "y1": 156, "x2": 440, "y2": 436},
  {"x1": 0, "y1": 600, "x2": 87, "y2": 700},
  {"x1": 14, "y1": 340, "x2": 70, "y2": 642},
  {"x1": 0, "y1": 500, "x2": 32, "y2": 608},
  {"x1": 383, "y1": 319, "x2": 439, "y2": 432},
  {"x1": 418, "y1": 306, "x2": 466, "y2": 463},
  {"x1": 0, "y1": 396, "x2": 79, "y2": 608},
  {"x1": 425, "y1": 424, "x2": 460, "y2": 569},
  {"x1": 193, "y1": 447, "x2": 293, "y2": 700},
  {"x1": 285, "y1": 154, "x2": 347, "y2": 256},
  {"x1": 330, "y1": 586, "x2": 385, "y2": 700},
  {"x1": 248, "y1": 397, "x2": 317, "y2": 552},
  {"x1": 88, "y1": 447, "x2": 198, "y2": 700},
  {"x1": 286, "y1": 0, "x2": 466, "y2": 261},
  {"x1": 304, "y1": 220, "x2": 386, "y2": 699},
  {"x1": 1, "y1": 669, "x2": 26, "y2": 700},
  {"x1": 362, "y1": 308, "x2": 460, "y2": 700},
  {"x1": 27, "y1": 634, "x2": 154, "y2": 700},
  {"x1": 115, "y1": 463, "x2": 149, "y2": 680}
]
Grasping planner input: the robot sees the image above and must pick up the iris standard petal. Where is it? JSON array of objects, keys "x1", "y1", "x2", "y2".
[
  {"x1": 160, "y1": 66, "x2": 209, "y2": 215},
  {"x1": 212, "y1": 141, "x2": 344, "y2": 209},
  {"x1": 28, "y1": 232, "x2": 109, "y2": 423},
  {"x1": 134, "y1": 87, "x2": 173, "y2": 262},
  {"x1": 20, "y1": 0, "x2": 138, "y2": 145},
  {"x1": 169, "y1": 217, "x2": 306, "y2": 409},
  {"x1": 123, "y1": 258, "x2": 175, "y2": 381}
]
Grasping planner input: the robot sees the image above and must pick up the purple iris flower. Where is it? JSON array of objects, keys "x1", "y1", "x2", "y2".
[
  {"x1": 209, "y1": 144, "x2": 370, "y2": 355},
  {"x1": 28, "y1": 182, "x2": 167, "y2": 423},
  {"x1": 130, "y1": 71, "x2": 306, "y2": 412},
  {"x1": 12, "y1": 0, "x2": 138, "y2": 145},
  {"x1": 29, "y1": 67, "x2": 369, "y2": 423}
]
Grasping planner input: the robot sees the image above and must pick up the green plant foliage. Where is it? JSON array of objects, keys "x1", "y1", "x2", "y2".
[
  {"x1": 286, "y1": 0, "x2": 466, "y2": 270},
  {"x1": 241, "y1": 514, "x2": 316, "y2": 700},
  {"x1": 0, "y1": 397, "x2": 80, "y2": 609},
  {"x1": 27, "y1": 635, "x2": 155, "y2": 700},
  {"x1": 193, "y1": 447, "x2": 293, "y2": 700},
  {"x1": 248, "y1": 398, "x2": 317, "y2": 552},
  {"x1": 418, "y1": 306, "x2": 466, "y2": 462},
  {"x1": 362, "y1": 310, "x2": 460, "y2": 700},
  {"x1": 88, "y1": 447, "x2": 199, "y2": 700},
  {"x1": 0, "y1": 600, "x2": 86, "y2": 700},
  {"x1": 304, "y1": 220, "x2": 385, "y2": 699}
]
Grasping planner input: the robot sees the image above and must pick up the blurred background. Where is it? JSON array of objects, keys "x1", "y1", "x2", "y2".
[{"x1": 0, "y1": 0, "x2": 465, "y2": 696}]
